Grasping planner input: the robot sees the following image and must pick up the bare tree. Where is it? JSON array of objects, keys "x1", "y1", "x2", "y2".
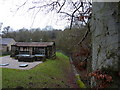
[
  {"x1": 14, "y1": 0, "x2": 92, "y2": 44},
  {"x1": 14, "y1": 0, "x2": 91, "y2": 27}
]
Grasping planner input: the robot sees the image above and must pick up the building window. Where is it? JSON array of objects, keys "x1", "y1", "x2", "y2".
[
  {"x1": 34, "y1": 47, "x2": 45, "y2": 55},
  {"x1": 39, "y1": 49, "x2": 45, "y2": 55}
]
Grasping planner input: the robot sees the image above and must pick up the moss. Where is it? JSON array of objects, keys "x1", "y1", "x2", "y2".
[
  {"x1": 75, "y1": 74, "x2": 86, "y2": 88},
  {"x1": 106, "y1": 51, "x2": 116, "y2": 59}
]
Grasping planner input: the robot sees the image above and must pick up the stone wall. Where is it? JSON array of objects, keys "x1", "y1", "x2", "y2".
[{"x1": 90, "y1": 2, "x2": 120, "y2": 87}]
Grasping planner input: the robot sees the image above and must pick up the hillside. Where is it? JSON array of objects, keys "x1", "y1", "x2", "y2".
[{"x1": 2, "y1": 52, "x2": 78, "y2": 88}]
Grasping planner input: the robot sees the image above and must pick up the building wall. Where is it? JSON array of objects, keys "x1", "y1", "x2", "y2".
[
  {"x1": 1, "y1": 39, "x2": 16, "y2": 52},
  {"x1": 1, "y1": 45, "x2": 8, "y2": 52},
  {"x1": 90, "y1": 2, "x2": 120, "y2": 87},
  {"x1": 8, "y1": 39, "x2": 16, "y2": 51}
]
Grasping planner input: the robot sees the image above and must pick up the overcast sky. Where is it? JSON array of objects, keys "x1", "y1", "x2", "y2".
[{"x1": 0, "y1": 0, "x2": 70, "y2": 31}]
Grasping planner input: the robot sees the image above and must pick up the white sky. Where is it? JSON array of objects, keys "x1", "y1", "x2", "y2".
[{"x1": 0, "y1": 0, "x2": 69, "y2": 31}]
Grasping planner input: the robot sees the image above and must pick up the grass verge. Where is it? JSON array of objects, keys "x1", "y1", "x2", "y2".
[
  {"x1": 0, "y1": 55, "x2": 10, "y2": 57},
  {"x1": 75, "y1": 74, "x2": 86, "y2": 88},
  {"x1": 2, "y1": 52, "x2": 72, "y2": 88}
]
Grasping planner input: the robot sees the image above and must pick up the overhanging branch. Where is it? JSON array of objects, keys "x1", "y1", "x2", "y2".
[
  {"x1": 77, "y1": 24, "x2": 90, "y2": 45},
  {"x1": 57, "y1": 0, "x2": 66, "y2": 13}
]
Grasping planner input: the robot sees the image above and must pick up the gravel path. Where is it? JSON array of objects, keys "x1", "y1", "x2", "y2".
[{"x1": 0, "y1": 56, "x2": 42, "y2": 70}]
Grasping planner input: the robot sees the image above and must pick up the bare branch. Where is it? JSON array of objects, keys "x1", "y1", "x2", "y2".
[
  {"x1": 70, "y1": 2, "x2": 83, "y2": 29},
  {"x1": 70, "y1": 16, "x2": 74, "y2": 30},
  {"x1": 14, "y1": 0, "x2": 28, "y2": 15},
  {"x1": 30, "y1": 8, "x2": 41, "y2": 28},
  {"x1": 14, "y1": 0, "x2": 91, "y2": 30},
  {"x1": 57, "y1": 0, "x2": 66, "y2": 13},
  {"x1": 77, "y1": 24, "x2": 90, "y2": 45},
  {"x1": 71, "y1": 1, "x2": 91, "y2": 25},
  {"x1": 28, "y1": 6, "x2": 36, "y2": 11},
  {"x1": 88, "y1": 0, "x2": 92, "y2": 5},
  {"x1": 27, "y1": 1, "x2": 61, "y2": 13},
  {"x1": 59, "y1": 12, "x2": 73, "y2": 17}
]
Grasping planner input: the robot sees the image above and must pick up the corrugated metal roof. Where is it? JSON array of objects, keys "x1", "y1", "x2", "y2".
[
  {"x1": 0, "y1": 38, "x2": 15, "y2": 45},
  {"x1": 15, "y1": 42, "x2": 54, "y2": 47}
]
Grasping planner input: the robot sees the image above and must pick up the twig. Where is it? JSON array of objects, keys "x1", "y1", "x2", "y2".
[
  {"x1": 30, "y1": 8, "x2": 41, "y2": 28},
  {"x1": 71, "y1": 1, "x2": 88, "y2": 25},
  {"x1": 13, "y1": 0, "x2": 28, "y2": 16},
  {"x1": 70, "y1": 2, "x2": 83, "y2": 29},
  {"x1": 57, "y1": 0, "x2": 66, "y2": 13},
  {"x1": 77, "y1": 24, "x2": 90, "y2": 45},
  {"x1": 59, "y1": 12, "x2": 73, "y2": 17}
]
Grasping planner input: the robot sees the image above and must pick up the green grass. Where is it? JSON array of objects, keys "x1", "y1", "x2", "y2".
[
  {"x1": 0, "y1": 54, "x2": 10, "y2": 57},
  {"x1": 2, "y1": 52, "x2": 72, "y2": 88}
]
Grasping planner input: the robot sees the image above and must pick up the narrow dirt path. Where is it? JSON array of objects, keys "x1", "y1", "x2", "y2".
[
  {"x1": 67, "y1": 63, "x2": 79, "y2": 88},
  {"x1": 68, "y1": 70, "x2": 79, "y2": 88}
]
